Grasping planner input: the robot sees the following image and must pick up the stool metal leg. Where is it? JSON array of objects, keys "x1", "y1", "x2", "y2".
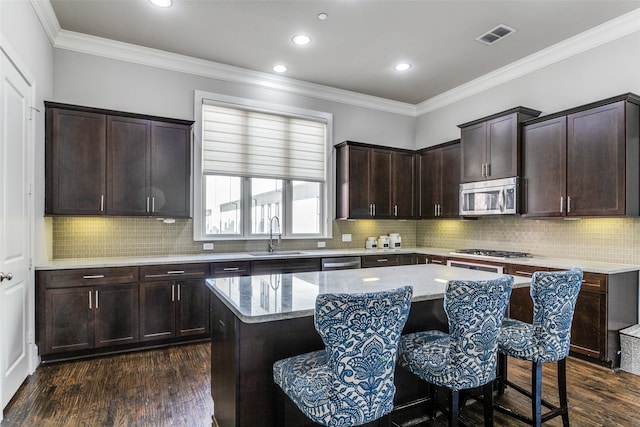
[
  {"x1": 532, "y1": 361, "x2": 543, "y2": 427},
  {"x1": 558, "y1": 358, "x2": 569, "y2": 427},
  {"x1": 482, "y1": 382, "x2": 494, "y2": 427},
  {"x1": 450, "y1": 389, "x2": 461, "y2": 427}
]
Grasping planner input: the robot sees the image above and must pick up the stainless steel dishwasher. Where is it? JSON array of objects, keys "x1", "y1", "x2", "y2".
[{"x1": 321, "y1": 256, "x2": 361, "y2": 271}]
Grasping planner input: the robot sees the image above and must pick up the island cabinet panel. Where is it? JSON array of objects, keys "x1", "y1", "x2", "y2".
[
  {"x1": 417, "y1": 140, "x2": 460, "y2": 218},
  {"x1": 37, "y1": 267, "x2": 140, "y2": 356},
  {"x1": 45, "y1": 102, "x2": 193, "y2": 217},
  {"x1": 523, "y1": 94, "x2": 640, "y2": 218},
  {"x1": 335, "y1": 141, "x2": 414, "y2": 219},
  {"x1": 139, "y1": 263, "x2": 210, "y2": 341},
  {"x1": 459, "y1": 107, "x2": 541, "y2": 183},
  {"x1": 45, "y1": 107, "x2": 107, "y2": 215}
]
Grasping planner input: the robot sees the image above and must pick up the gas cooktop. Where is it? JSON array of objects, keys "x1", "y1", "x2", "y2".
[{"x1": 450, "y1": 249, "x2": 531, "y2": 259}]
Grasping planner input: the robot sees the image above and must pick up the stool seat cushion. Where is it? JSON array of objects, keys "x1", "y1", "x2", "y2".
[
  {"x1": 273, "y1": 350, "x2": 333, "y2": 422},
  {"x1": 498, "y1": 318, "x2": 537, "y2": 361}
]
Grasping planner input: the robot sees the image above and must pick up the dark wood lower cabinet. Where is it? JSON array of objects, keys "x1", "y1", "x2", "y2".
[{"x1": 37, "y1": 263, "x2": 209, "y2": 361}]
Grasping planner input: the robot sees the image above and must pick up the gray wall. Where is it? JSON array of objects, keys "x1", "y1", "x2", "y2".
[
  {"x1": 52, "y1": 50, "x2": 417, "y2": 150},
  {"x1": 415, "y1": 31, "x2": 640, "y2": 148}
]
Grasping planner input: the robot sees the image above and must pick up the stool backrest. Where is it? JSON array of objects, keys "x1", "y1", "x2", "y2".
[
  {"x1": 314, "y1": 286, "x2": 413, "y2": 423},
  {"x1": 530, "y1": 268, "x2": 583, "y2": 362},
  {"x1": 445, "y1": 276, "x2": 513, "y2": 390}
]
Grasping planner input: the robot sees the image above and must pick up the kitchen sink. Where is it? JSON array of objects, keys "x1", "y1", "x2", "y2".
[{"x1": 248, "y1": 251, "x2": 306, "y2": 256}]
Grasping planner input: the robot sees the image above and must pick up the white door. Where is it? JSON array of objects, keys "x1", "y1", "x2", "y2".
[{"x1": 0, "y1": 44, "x2": 32, "y2": 415}]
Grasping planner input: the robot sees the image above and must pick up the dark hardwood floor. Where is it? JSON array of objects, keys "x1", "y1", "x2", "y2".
[{"x1": 2, "y1": 342, "x2": 640, "y2": 426}]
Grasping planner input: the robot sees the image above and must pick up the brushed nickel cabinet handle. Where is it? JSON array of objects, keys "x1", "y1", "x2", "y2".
[
  {"x1": 95, "y1": 290, "x2": 99, "y2": 309},
  {"x1": 83, "y1": 275, "x2": 104, "y2": 279},
  {"x1": 89, "y1": 291, "x2": 92, "y2": 309}
]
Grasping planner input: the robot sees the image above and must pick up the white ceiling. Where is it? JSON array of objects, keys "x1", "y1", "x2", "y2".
[{"x1": 48, "y1": 0, "x2": 640, "y2": 105}]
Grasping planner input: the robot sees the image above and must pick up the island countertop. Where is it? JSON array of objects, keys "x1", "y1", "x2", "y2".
[{"x1": 205, "y1": 263, "x2": 530, "y2": 323}]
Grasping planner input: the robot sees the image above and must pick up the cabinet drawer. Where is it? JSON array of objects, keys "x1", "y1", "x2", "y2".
[
  {"x1": 581, "y1": 272, "x2": 607, "y2": 294},
  {"x1": 506, "y1": 264, "x2": 549, "y2": 278},
  {"x1": 211, "y1": 261, "x2": 251, "y2": 277},
  {"x1": 361, "y1": 254, "x2": 400, "y2": 268},
  {"x1": 251, "y1": 258, "x2": 321, "y2": 274},
  {"x1": 140, "y1": 263, "x2": 209, "y2": 281},
  {"x1": 44, "y1": 267, "x2": 138, "y2": 288}
]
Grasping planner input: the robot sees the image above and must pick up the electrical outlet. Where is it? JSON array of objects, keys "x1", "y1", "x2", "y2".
[
  {"x1": 317, "y1": 241, "x2": 326, "y2": 248},
  {"x1": 203, "y1": 243, "x2": 214, "y2": 250},
  {"x1": 341, "y1": 234, "x2": 352, "y2": 242}
]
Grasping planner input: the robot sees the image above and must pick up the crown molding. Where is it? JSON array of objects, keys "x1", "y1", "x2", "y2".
[
  {"x1": 30, "y1": 0, "x2": 60, "y2": 46},
  {"x1": 416, "y1": 7, "x2": 640, "y2": 115},
  {"x1": 31, "y1": 1, "x2": 640, "y2": 117},
  {"x1": 51, "y1": 29, "x2": 418, "y2": 116}
]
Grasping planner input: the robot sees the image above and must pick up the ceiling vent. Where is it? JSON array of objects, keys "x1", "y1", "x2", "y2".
[{"x1": 475, "y1": 24, "x2": 516, "y2": 45}]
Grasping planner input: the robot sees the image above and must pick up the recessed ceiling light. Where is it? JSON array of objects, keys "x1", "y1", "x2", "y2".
[
  {"x1": 149, "y1": 0, "x2": 172, "y2": 7},
  {"x1": 273, "y1": 65, "x2": 288, "y2": 73},
  {"x1": 292, "y1": 34, "x2": 311, "y2": 46},
  {"x1": 394, "y1": 63, "x2": 412, "y2": 71},
  {"x1": 318, "y1": 12, "x2": 328, "y2": 20}
]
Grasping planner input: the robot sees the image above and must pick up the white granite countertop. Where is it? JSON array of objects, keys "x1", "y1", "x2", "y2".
[
  {"x1": 206, "y1": 263, "x2": 531, "y2": 323},
  {"x1": 36, "y1": 247, "x2": 640, "y2": 275}
]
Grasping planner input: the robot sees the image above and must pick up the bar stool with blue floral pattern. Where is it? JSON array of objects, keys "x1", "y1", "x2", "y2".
[
  {"x1": 495, "y1": 268, "x2": 582, "y2": 426},
  {"x1": 273, "y1": 286, "x2": 413, "y2": 427},
  {"x1": 397, "y1": 276, "x2": 514, "y2": 426}
]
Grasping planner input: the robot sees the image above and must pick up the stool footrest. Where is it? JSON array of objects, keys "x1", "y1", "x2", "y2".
[{"x1": 495, "y1": 379, "x2": 568, "y2": 424}]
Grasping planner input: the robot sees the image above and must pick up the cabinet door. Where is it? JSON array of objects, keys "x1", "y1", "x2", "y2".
[
  {"x1": 567, "y1": 101, "x2": 626, "y2": 216},
  {"x1": 343, "y1": 145, "x2": 371, "y2": 218},
  {"x1": 46, "y1": 108, "x2": 106, "y2": 215},
  {"x1": 570, "y1": 290, "x2": 607, "y2": 361},
  {"x1": 107, "y1": 116, "x2": 151, "y2": 215},
  {"x1": 391, "y1": 151, "x2": 414, "y2": 218},
  {"x1": 370, "y1": 149, "x2": 393, "y2": 218},
  {"x1": 94, "y1": 284, "x2": 140, "y2": 348},
  {"x1": 150, "y1": 121, "x2": 191, "y2": 217},
  {"x1": 440, "y1": 143, "x2": 461, "y2": 218},
  {"x1": 522, "y1": 117, "x2": 567, "y2": 217},
  {"x1": 140, "y1": 281, "x2": 176, "y2": 341},
  {"x1": 176, "y1": 279, "x2": 209, "y2": 336},
  {"x1": 486, "y1": 113, "x2": 518, "y2": 180},
  {"x1": 417, "y1": 149, "x2": 440, "y2": 219},
  {"x1": 460, "y1": 122, "x2": 487, "y2": 182},
  {"x1": 45, "y1": 287, "x2": 93, "y2": 353}
]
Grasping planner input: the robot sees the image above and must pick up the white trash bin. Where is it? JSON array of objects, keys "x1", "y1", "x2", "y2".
[{"x1": 620, "y1": 324, "x2": 640, "y2": 375}]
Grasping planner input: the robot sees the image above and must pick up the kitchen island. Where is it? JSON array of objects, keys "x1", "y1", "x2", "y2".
[{"x1": 206, "y1": 263, "x2": 530, "y2": 427}]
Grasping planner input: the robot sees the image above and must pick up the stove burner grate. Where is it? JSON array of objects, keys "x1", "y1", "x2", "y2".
[{"x1": 452, "y1": 249, "x2": 531, "y2": 258}]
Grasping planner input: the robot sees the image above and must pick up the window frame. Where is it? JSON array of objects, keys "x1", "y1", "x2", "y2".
[{"x1": 193, "y1": 90, "x2": 333, "y2": 241}]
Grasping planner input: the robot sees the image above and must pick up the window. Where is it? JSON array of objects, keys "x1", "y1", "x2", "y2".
[{"x1": 193, "y1": 91, "x2": 332, "y2": 240}]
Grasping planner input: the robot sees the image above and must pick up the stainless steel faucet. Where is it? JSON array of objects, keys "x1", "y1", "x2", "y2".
[{"x1": 268, "y1": 216, "x2": 280, "y2": 253}]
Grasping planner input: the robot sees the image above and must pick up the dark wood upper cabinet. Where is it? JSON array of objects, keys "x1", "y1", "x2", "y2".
[
  {"x1": 45, "y1": 102, "x2": 193, "y2": 217},
  {"x1": 151, "y1": 122, "x2": 192, "y2": 217},
  {"x1": 107, "y1": 116, "x2": 151, "y2": 215},
  {"x1": 417, "y1": 140, "x2": 460, "y2": 219},
  {"x1": 45, "y1": 108, "x2": 107, "y2": 215},
  {"x1": 459, "y1": 107, "x2": 541, "y2": 183},
  {"x1": 523, "y1": 94, "x2": 640, "y2": 218},
  {"x1": 335, "y1": 141, "x2": 414, "y2": 219}
]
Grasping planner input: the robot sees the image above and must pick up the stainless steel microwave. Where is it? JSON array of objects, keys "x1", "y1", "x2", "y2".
[{"x1": 459, "y1": 177, "x2": 519, "y2": 215}]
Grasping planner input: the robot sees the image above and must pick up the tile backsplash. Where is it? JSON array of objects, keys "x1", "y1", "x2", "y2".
[
  {"x1": 51, "y1": 215, "x2": 640, "y2": 264},
  {"x1": 50, "y1": 217, "x2": 417, "y2": 259}
]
